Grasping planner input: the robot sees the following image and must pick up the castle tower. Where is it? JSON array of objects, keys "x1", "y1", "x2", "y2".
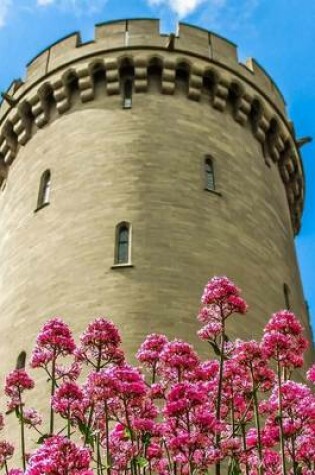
[{"x1": 0, "y1": 19, "x2": 313, "y2": 380}]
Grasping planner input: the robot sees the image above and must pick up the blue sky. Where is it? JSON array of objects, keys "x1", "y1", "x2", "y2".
[{"x1": 0, "y1": 0, "x2": 314, "y2": 335}]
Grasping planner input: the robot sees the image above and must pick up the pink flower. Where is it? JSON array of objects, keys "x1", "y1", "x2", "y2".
[
  {"x1": 307, "y1": 364, "x2": 315, "y2": 383},
  {"x1": 137, "y1": 334, "x2": 168, "y2": 368},
  {"x1": 25, "y1": 436, "x2": 92, "y2": 475},
  {"x1": 55, "y1": 362, "x2": 82, "y2": 382},
  {"x1": 76, "y1": 318, "x2": 124, "y2": 368},
  {"x1": 197, "y1": 322, "x2": 222, "y2": 340},
  {"x1": 201, "y1": 276, "x2": 241, "y2": 304},
  {"x1": 109, "y1": 423, "x2": 137, "y2": 470},
  {"x1": 164, "y1": 382, "x2": 207, "y2": 417},
  {"x1": 112, "y1": 365, "x2": 147, "y2": 401},
  {"x1": 160, "y1": 340, "x2": 199, "y2": 378},
  {"x1": 5, "y1": 369, "x2": 34, "y2": 409},
  {"x1": 0, "y1": 441, "x2": 14, "y2": 468},
  {"x1": 30, "y1": 318, "x2": 75, "y2": 368},
  {"x1": 8, "y1": 470, "x2": 24, "y2": 475},
  {"x1": 52, "y1": 382, "x2": 89, "y2": 422},
  {"x1": 197, "y1": 277, "x2": 247, "y2": 346},
  {"x1": 261, "y1": 310, "x2": 308, "y2": 368},
  {"x1": 86, "y1": 368, "x2": 118, "y2": 402},
  {"x1": 23, "y1": 408, "x2": 42, "y2": 428}
]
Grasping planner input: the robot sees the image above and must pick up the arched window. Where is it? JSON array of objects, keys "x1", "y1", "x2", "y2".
[
  {"x1": 123, "y1": 79, "x2": 133, "y2": 109},
  {"x1": 115, "y1": 222, "x2": 131, "y2": 265},
  {"x1": 37, "y1": 169, "x2": 51, "y2": 210},
  {"x1": 205, "y1": 157, "x2": 215, "y2": 191},
  {"x1": 283, "y1": 283, "x2": 291, "y2": 309}
]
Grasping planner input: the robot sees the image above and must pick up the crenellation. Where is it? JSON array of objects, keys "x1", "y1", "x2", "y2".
[
  {"x1": 177, "y1": 23, "x2": 211, "y2": 58},
  {"x1": 245, "y1": 58, "x2": 285, "y2": 112},
  {"x1": 210, "y1": 32, "x2": 238, "y2": 67},
  {"x1": 95, "y1": 20, "x2": 126, "y2": 40},
  {"x1": 0, "y1": 20, "x2": 305, "y2": 235},
  {"x1": 48, "y1": 33, "x2": 81, "y2": 72},
  {"x1": 26, "y1": 49, "x2": 49, "y2": 83},
  {"x1": 127, "y1": 19, "x2": 165, "y2": 48}
]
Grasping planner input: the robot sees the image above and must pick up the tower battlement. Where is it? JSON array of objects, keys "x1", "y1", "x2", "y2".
[
  {"x1": 0, "y1": 19, "x2": 304, "y2": 234},
  {"x1": 0, "y1": 20, "x2": 313, "y2": 418}
]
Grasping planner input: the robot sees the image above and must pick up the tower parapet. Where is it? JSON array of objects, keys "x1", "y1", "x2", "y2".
[
  {"x1": 0, "y1": 19, "x2": 304, "y2": 234},
  {"x1": 0, "y1": 18, "x2": 313, "y2": 399}
]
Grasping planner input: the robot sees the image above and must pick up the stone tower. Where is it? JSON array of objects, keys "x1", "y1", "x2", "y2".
[{"x1": 0, "y1": 19, "x2": 313, "y2": 379}]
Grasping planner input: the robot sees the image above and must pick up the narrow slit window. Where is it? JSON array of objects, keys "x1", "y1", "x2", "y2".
[
  {"x1": 205, "y1": 157, "x2": 215, "y2": 191},
  {"x1": 115, "y1": 222, "x2": 131, "y2": 265},
  {"x1": 123, "y1": 79, "x2": 133, "y2": 109},
  {"x1": 37, "y1": 169, "x2": 51, "y2": 209},
  {"x1": 283, "y1": 283, "x2": 291, "y2": 310}
]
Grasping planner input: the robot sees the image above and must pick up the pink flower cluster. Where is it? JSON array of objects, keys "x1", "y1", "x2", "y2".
[
  {"x1": 75, "y1": 318, "x2": 124, "y2": 368},
  {"x1": 30, "y1": 318, "x2": 76, "y2": 369},
  {"x1": 25, "y1": 436, "x2": 92, "y2": 475},
  {"x1": 0, "y1": 276, "x2": 314, "y2": 475},
  {"x1": 5, "y1": 369, "x2": 35, "y2": 410},
  {"x1": 198, "y1": 276, "x2": 248, "y2": 344},
  {"x1": 261, "y1": 310, "x2": 308, "y2": 368}
]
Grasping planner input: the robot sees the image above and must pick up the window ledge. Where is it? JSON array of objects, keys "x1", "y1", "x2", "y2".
[
  {"x1": 34, "y1": 202, "x2": 50, "y2": 213},
  {"x1": 111, "y1": 263, "x2": 134, "y2": 269},
  {"x1": 204, "y1": 188, "x2": 222, "y2": 197}
]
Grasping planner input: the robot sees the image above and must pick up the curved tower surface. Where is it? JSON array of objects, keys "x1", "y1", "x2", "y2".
[{"x1": 0, "y1": 19, "x2": 313, "y2": 377}]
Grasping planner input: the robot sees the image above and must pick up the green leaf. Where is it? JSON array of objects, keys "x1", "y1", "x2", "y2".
[
  {"x1": 36, "y1": 434, "x2": 50, "y2": 445},
  {"x1": 77, "y1": 421, "x2": 95, "y2": 449},
  {"x1": 228, "y1": 458, "x2": 242, "y2": 475},
  {"x1": 142, "y1": 432, "x2": 152, "y2": 446},
  {"x1": 135, "y1": 456, "x2": 149, "y2": 468},
  {"x1": 124, "y1": 428, "x2": 133, "y2": 440}
]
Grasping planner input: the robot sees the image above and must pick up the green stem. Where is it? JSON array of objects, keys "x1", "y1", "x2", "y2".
[
  {"x1": 19, "y1": 401, "x2": 26, "y2": 471},
  {"x1": 124, "y1": 400, "x2": 136, "y2": 475},
  {"x1": 97, "y1": 432, "x2": 103, "y2": 475},
  {"x1": 231, "y1": 385, "x2": 235, "y2": 436},
  {"x1": 241, "y1": 423, "x2": 249, "y2": 475},
  {"x1": 67, "y1": 414, "x2": 71, "y2": 439},
  {"x1": 277, "y1": 355, "x2": 286, "y2": 475},
  {"x1": 250, "y1": 365, "x2": 263, "y2": 470},
  {"x1": 291, "y1": 435, "x2": 298, "y2": 475},
  {"x1": 215, "y1": 317, "x2": 225, "y2": 475},
  {"x1": 84, "y1": 403, "x2": 95, "y2": 446},
  {"x1": 50, "y1": 351, "x2": 57, "y2": 435},
  {"x1": 105, "y1": 400, "x2": 111, "y2": 475}
]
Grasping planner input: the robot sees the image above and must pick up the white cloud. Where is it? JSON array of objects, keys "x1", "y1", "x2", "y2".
[
  {"x1": 146, "y1": 0, "x2": 259, "y2": 26},
  {"x1": 0, "y1": 0, "x2": 12, "y2": 27},
  {"x1": 148, "y1": 0, "x2": 209, "y2": 19}
]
